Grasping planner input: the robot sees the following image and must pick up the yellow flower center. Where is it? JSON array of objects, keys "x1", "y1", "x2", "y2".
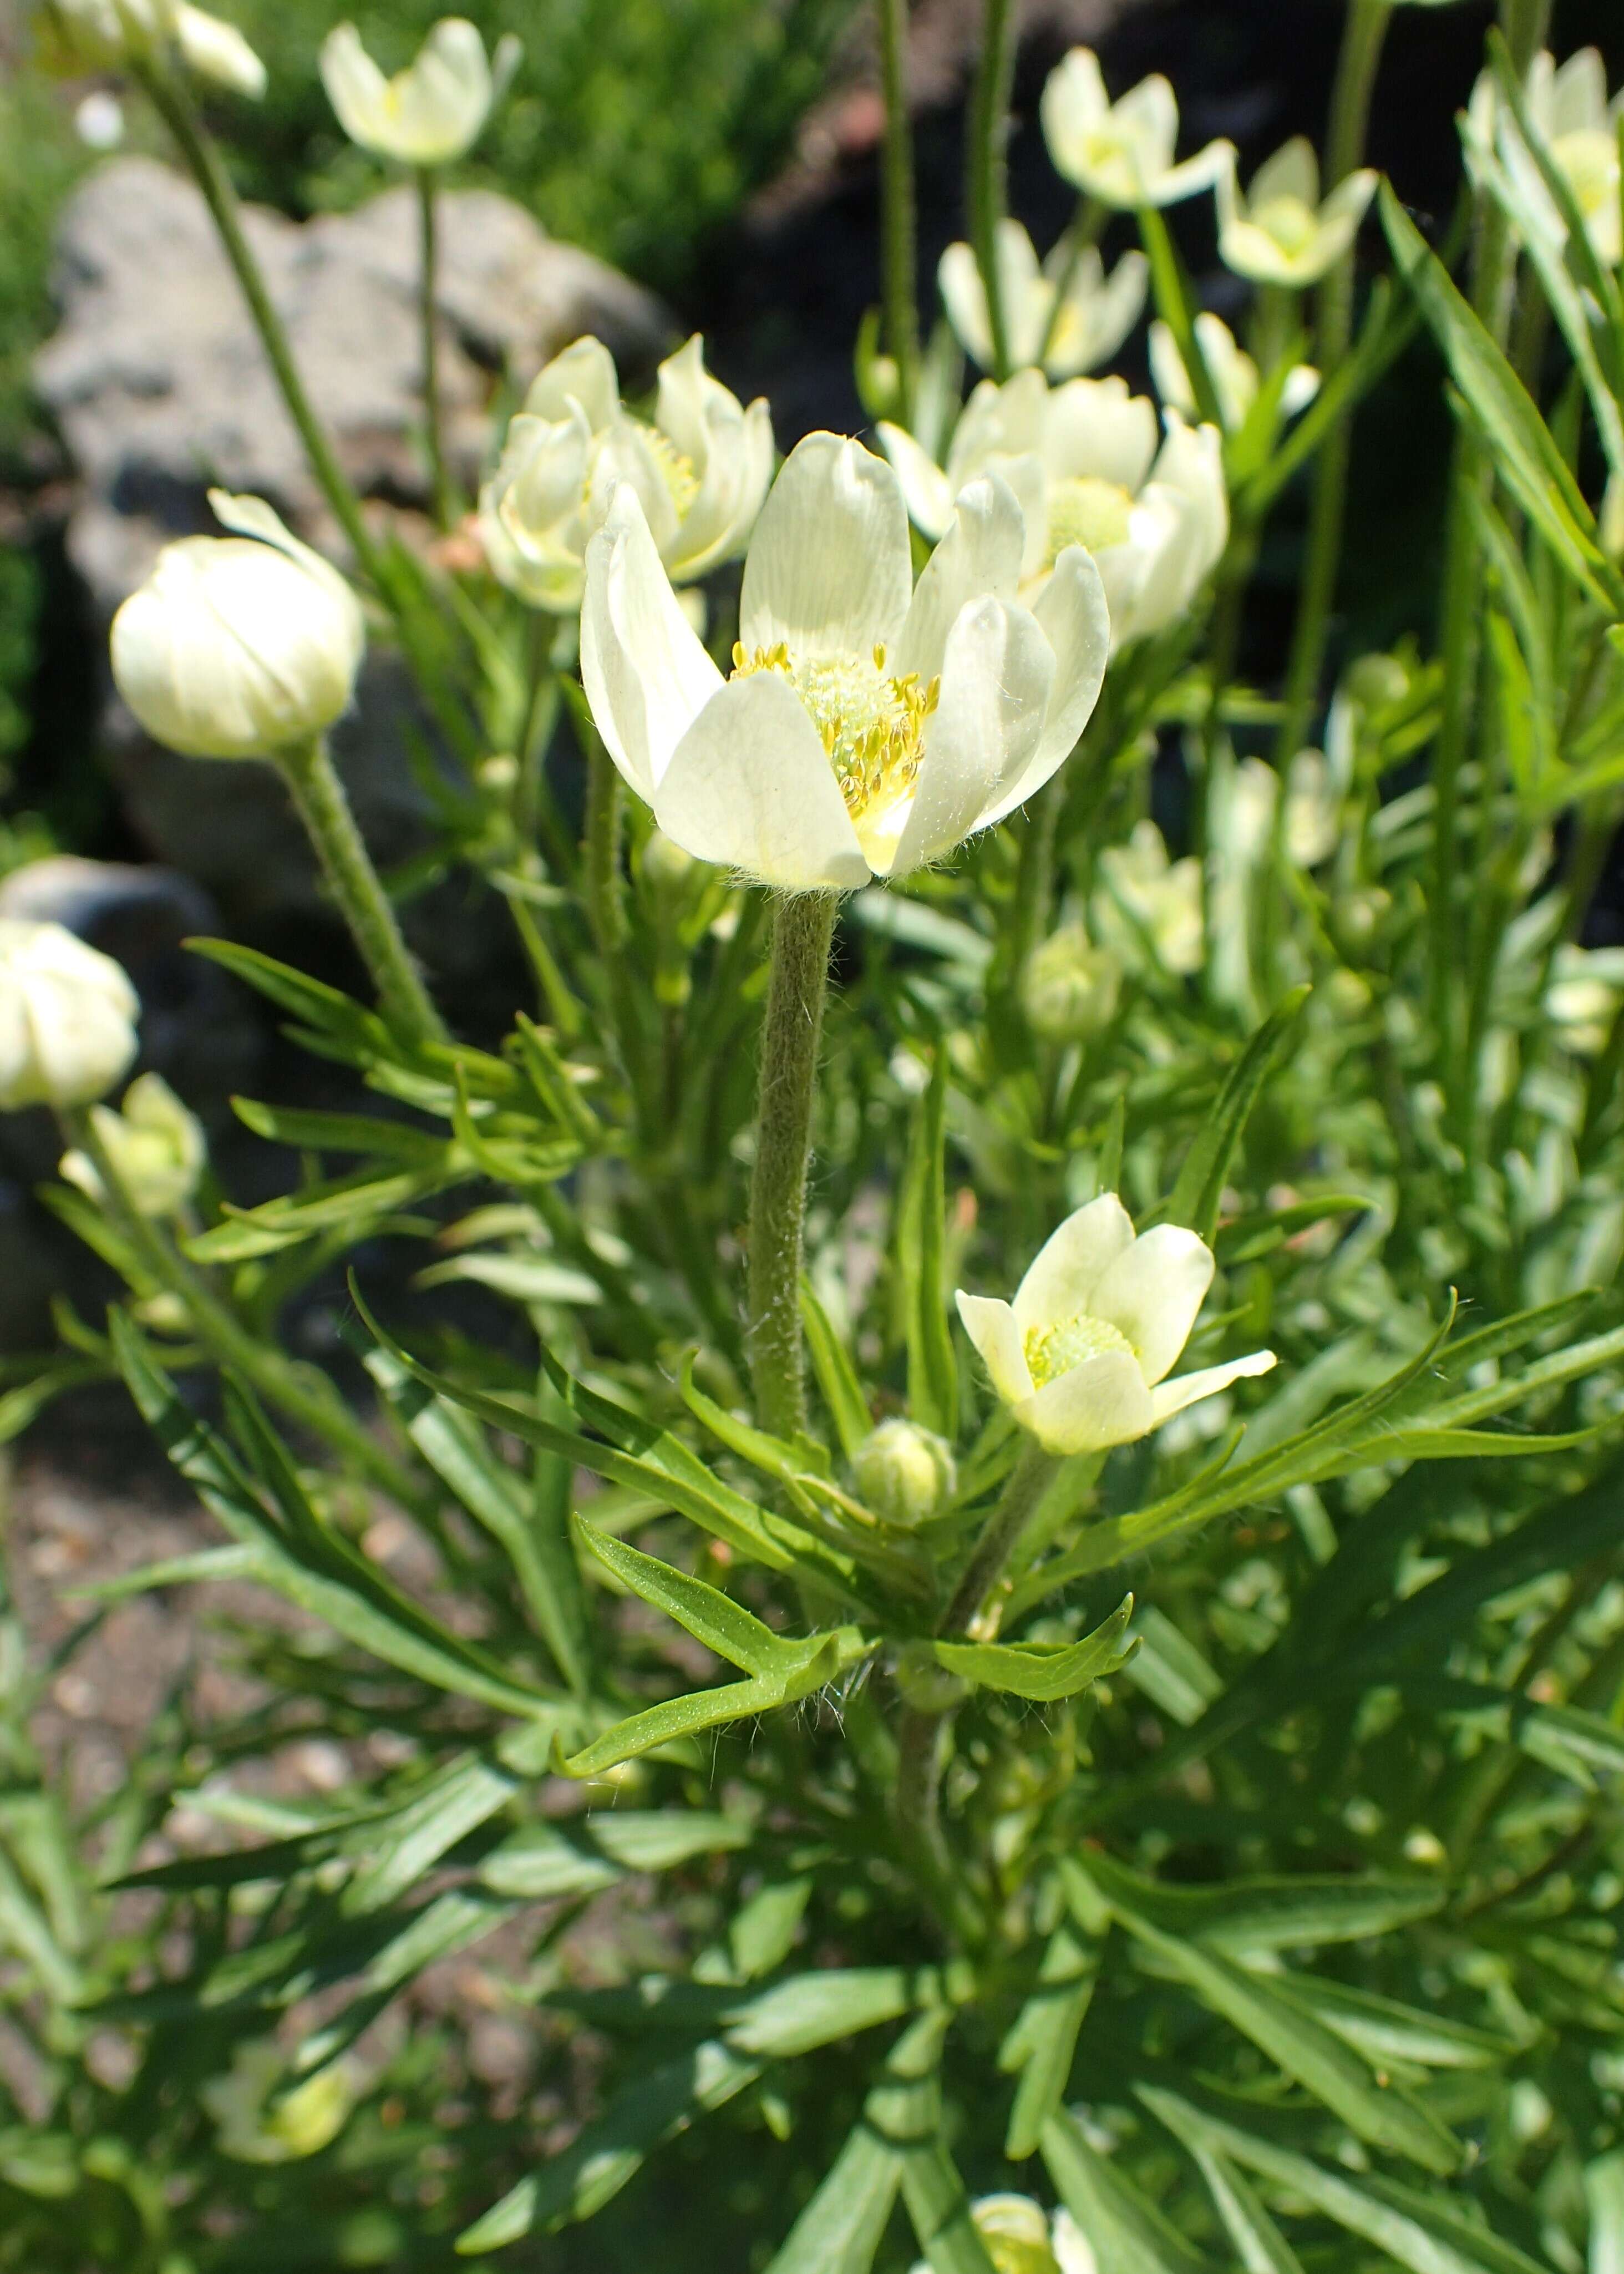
[
  {"x1": 644, "y1": 427, "x2": 701, "y2": 517},
  {"x1": 1252, "y1": 193, "x2": 1319, "y2": 257},
  {"x1": 1553, "y1": 129, "x2": 1620, "y2": 224},
  {"x1": 730, "y1": 641, "x2": 939, "y2": 833},
  {"x1": 1023, "y1": 1310, "x2": 1134, "y2": 1389},
  {"x1": 1046, "y1": 475, "x2": 1133, "y2": 565}
]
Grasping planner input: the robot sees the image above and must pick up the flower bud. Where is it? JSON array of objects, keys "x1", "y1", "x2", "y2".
[
  {"x1": 851, "y1": 1417, "x2": 957, "y2": 1528},
  {"x1": 60, "y1": 1072, "x2": 205, "y2": 1217},
  {"x1": 0, "y1": 920, "x2": 139, "y2": 1110},
  {"x1": 201, "y1": 2040, "x2": 356, "y2": 2165},
  {"x1": 1342, "y1": 652, "x2": 1409, "y2": 715},
  {"x1": 39, "y1": 0, "x2": 266, "y2": 96},
  {"x1": 1021, "y1": 923, "x2": 1121, "y2": 1042},
  {"x1": 111, "y1": 491, "x2": 364, "y2": 761}
]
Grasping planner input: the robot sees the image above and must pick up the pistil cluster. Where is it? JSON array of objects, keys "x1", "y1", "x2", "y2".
[
  {"x1": 730, "y1": 640, "x2": 940, "y2": 826},
  {"x1": 1023, "y1": 1309, "x2": 1135, "y2": 1389}
]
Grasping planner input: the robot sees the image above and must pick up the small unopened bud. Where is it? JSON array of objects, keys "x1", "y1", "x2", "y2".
[
  {"x1": 0, "y1": 920, "x2": 139, "y2": 1110},
  {"x1": 1342, "y1": 652, "x2": 1409, "y2": 715},
  {"x1": 851, "y1": 1417, "x2": 956, "y2": 1528},
  {"x1": 1019, "y1": 923, "x2": 1121, "y2": 1044}
]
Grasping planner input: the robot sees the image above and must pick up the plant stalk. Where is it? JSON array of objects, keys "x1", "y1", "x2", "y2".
[
  {"x1": 416, "y1": 167, "x2": 455, "y2": 528},
  {"x1": 1273, "y1": 0, "x2": 1393, "y2": 766},
  {"x1": 967, "y1": 0, "x2": 1018, "y2": 378},
  {"x1": 877, "y1": 0, "x2": 920, "y2": 416},
  {"x1": 275, "y1": 736, "x2": 445, "y2": 1044},
  {"x1": 746, "y1": 890, "x2": 839, "y2": 1439},
  {"x1": 584, "y1": 741, "x2": 629, "y2": 956},
  {"x1": 941, "y1": 1437, "x2": 1058, "y2": 1639}
]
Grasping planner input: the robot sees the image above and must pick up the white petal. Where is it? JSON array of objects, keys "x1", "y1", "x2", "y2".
[
  {"x1": 1550, "y1": 48, "x2": 1607, "y2": 139},
  {"x1": 740, "y1": 433, "x2": 912, "y2": 661},
  {"x1": 1017, "y1": 1348, "x2": 1156, "y2": 1455},
  {"x1": 977, "y1": 543, "x2": 1109, "y2": 826},
  {"x1": 1150, "y1": 1349, "x2": 1277, "y2": 1423},
  {"x1": 319, "y1": 25, "x2": 388, "y2": 150},
  {"x1": 1148, "y1": 320, "x2": 1194, "y2": 417},
  {"x1": 955, "y1": 1292, "x2": 1033, "y2": 1404},
  {"x1": 1053, "y1": 2211, "x2": 1099, "y2": 2274},
  {"x1": 1087, "y1": 1224, "x2": 1215, "y2": 1385},
  {"x1": 1012, "y1": 1193, "x2": 1135, "y2": 1335},
  {"x1": 1249, "y1": 135, "x2": 1319, "y2": 210},
  {"x1": 1314, "y1": 170, "x2": 1379, "y2": 266},
  {"x1": 894, "y1": 474, "x2": 1024, "y2": 685},
  {"x1": 1042, "y1": 379, "x2": 1159, "y2": 490},
  {"x1": 524, "y1": 336, "x2": 619, "y2": 431},
  {"x1": 1113, "y1": 75, "x2": 1180, "y2": 183},
  {"x1": 392, "y1": 18, "x2": 494, "y2": 164},
  {"x1": 1040, "y1": 48, "x2": 1109, "y2": 185},
  {"x1": 580, "y1": 488, "x2": 721, "y2": 800},
  {"x1": 888, "y1": 596, "x2": 1051, "y2": 877},
  {"x1": 588, "y1": 414, "x2": 681, "y2": 556},
  {"x1": 877, "y1": 422, "x2": 956, "y2": 539},
  {"x1": 1149, "y1": 139, "x2": 1237, "y2": 207},
  {"x1": 938, "y1": 240, "x2": 994, "y2": 370},
  {"x1": 652, "y1": 672, "x2": 870, "y2": 889}
]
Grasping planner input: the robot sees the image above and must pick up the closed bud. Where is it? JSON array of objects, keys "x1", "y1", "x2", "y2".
[
  {"x1": 60, "y1": 1072, "x2": 206, "y2": 1217},
  {"x1": 851, "y1": 1417, "x2": 957, "y2": 1528},
  {"x1": 39, "y1": 0, "x2": 266, "y2": 97},
  {"x1": 1020, "y1": 922, "x2": 1121, "y2": 1042},
  {"x1": 1342, "y1": 652, "x2": 1409, "y2": 715},
  {"x1": 111, "y1": 491, "x2": 364, "y2": 761},
  {"x1": 0, "y1": 920, "x2": 139, "y2": 1111}
]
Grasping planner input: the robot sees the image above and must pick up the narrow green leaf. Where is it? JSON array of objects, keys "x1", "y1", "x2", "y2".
[
  {"x1": 1067, "y1": 1852, "x2": 1444, "y2": 1953},
  {"x1": 1168, "y1": 988, "x2": 1310, "y2": 1244},
  {"x1": 578, "y1": 1521, "x2": 810, "y2": 1675},
  {"x1": 800, "y1": 1279, "x2": 874, "y2": 1461},
  {"x1": 558, "y1": 1633, "x2": 861, "y2": 1779},
  {"x1": 999, "y1": 1924, "x2": 1098, "y2": 2160},
  {"x1": 1041, "y1": 2109, "x2": 1209, "y2": 2273},
  {"x1": 933, "y1": 1596, "x2": 1135, "y2": 1701},
  {"x1": 762, "y1": 2118, "x2": 902, "y2": 2274},
  {"x1": 1190, "y1": 2149, "x2": 1306, "y2": 2274},
  {"x1": 904, "y1": 1049, "x2": 959, "y2": 1440}
]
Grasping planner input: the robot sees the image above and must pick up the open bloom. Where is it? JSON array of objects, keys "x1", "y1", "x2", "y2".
[
  {"x1": 1216, "y1": 138, "x2": 1378, "y2": 288},
  {"x1": 957, "y1": 1194, "x2": 1276, "y2": 1457},
  {"x1": 39, "y1": 0, "x2": 266, "y2": 95},
  {"x1": 111, "y1": 491, "x2": 364, "y2": 761},
  {"x1": 1465, "y1": 48, "x2": 1623, "y2": 268},
  {"x1": 938, "y1": 219, "x2": 1148, "y2": 379},
  {"x1": 1148, "y1": 314, "x2": 1319, "y2": 435},
  {"x1": 0, "y1": 921, "x2": 139, "y2": 1111},
  {"x1": 910, "y1": 2195, "x2": 1095, "y2": 2274},
  {"x1": 581, "y1": 433, "x2": 1110, "y2": 889},
  {"x1": 880, "y1": 371, "x2": 1227, "y2": 649},
  {"x1": 1040, "y1": 47, "x2": 1232, "y2": 210},
  {"x1": 60, "y1": 1072, "x2": 206, "y2": 1217},
  {"x1": 481, "y1": 335, "x2": 772, "y2": 614},
  {"x1": 1094, "y1": 819, "x2": 1203, "y2": 974},
  {"x1": 319, "y1": 18, "x2": 521, "y2": 168}
]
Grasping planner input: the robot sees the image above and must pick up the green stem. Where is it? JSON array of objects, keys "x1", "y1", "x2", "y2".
[
  {"x1": 746, "y1": 890, "x2": 839, "y2": 1439},
  {"x1": 584, "y1": 742, "x2": 629, "y2": 956},
  {"x1": 967, "y1": 0, "x2": 1018, "y2": 378},
  {"x1": 1272, "y1": 0, "x2": 1393, "y2": 766},
  {"x1": 68, "y1": 1112, "x2": 424, "y2": 1507},
  {"x1": 275, "y1": 735, "x2": 445, "y2": 1044},
  {"x1": 416, "y1": 168, "x2": 455, "y2": 529},
  {"x1": 1138, "y1": 203, "x2": 1224, "y2": 430},
  {"x1": 894, "y1": 1700, "x2": 983, "y2": 1944},
  {"x1": 941, "y1": 1438, "x2": 1058, "y2": 1639},
  {"x1": 877, "y1": 0, "x2": 920, "y2": 416}
]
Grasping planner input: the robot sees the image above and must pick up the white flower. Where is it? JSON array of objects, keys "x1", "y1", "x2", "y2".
[
  {"x1": 1466, "y1": 48, "x2": 1623, "y2": 268},
  {"x1": 319, "y1": 17, "x2": 520, "y2": 168},
  {"x1": 938, "y1": 218, "x2": 1148, "y2": 379},
  {"x1": 1213, "y1": 753, "x2": 1340, "y2": 870},
  {"x1": 0, "y1": 921, "x2": 139, "y2": 1111},
  {"x1": 910, "y1": 2195, "x2": 1096, "y2": 2274},
  {"x1": 111, "y1": 490, "x2": 364, "y2": 760},
  {"x1": 1040, "y1": 47, "x2": 1232, "y2": 210},
  {"x1": 957, "y1": 1193, "x2": 1276, "y2": 1457},
  {"x1": 60, "y1": 1072, "x2": 205, "y2": 1217},
  {"x1": 1548, "y1": 944, "x2": 1624, "y2": 1054},
  {"x1": 481, "y1": 335, "x2": 773, "y2": 614},
  {"x1": 1148, "y1": 313, "x2": 1319, "y2": 435},
  {"x1": 881, "y1": 371, "x2": 1226, "y2": 650},
  {"x1": 1094, "y1": 818, "x2": 1203, "y2": 973},
  {"x1": 1020, "y1": 921, "x2": 1121, "y2": 1041},
  {"x1": 1215, "y1": 138, "x2": 1378, "y2": 287},
  {"x1": 581, "y1": 433, "x2": 1110, "y2": 889},
  {"x1": 40, "y1": 0, "x2": 266, "y2": 95}
]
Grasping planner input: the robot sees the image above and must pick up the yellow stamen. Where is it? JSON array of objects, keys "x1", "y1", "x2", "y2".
[
  {"x1": 1024, "y1": 1311, "x2": 1134, "y2": 1389},
  {"x1": 730, "y1": 642, "x2": 940, "y2": 827}
]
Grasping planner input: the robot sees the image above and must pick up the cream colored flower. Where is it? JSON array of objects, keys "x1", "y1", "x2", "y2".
[
  {"x1": 60, "y1": 1072, "x2": 205, "y2": 1217},
  {"x1": 39, "y1": 0, "x2": 266, "y2": 95},
  {"x1": 1148, "y1": 314, "x2": 1319, "y2": 435},
  {"x1": 880, "y1": 372, "x2": 1227, "y2": 650},
  {"x1": 319, "y1": 17, "x2": 520, "y2": 168},
  {"x1": 581, "y1": 435, "x2": 1110, "y2": 889},
  {"x1": 111, "y1": 490, "x2": 364, "y2": 760},
  {"x1": 1041, "y1": 47, "x2": 1232, "y2": 210},
  {"x1": 910, "y1": 2195, "x2": 1097, "y2": 2274},
  {"x1": 481, "y1": 335, "x2": 772, "y2": 614},
  {"x1": 201, "y1": 2040, "x2": 356, "y2": 2164},
  {"x1": 957, "y1": 1194, "x2": 1276, "y2": 1457},
  {"x1": 1094, "y1": 819, "x2": 1203, "y2": 973},
  {"x1": 1547, "y1": 944, "x2": 1624, "y2": 1054},
  {"x1": 1216, "y1": 138, "x2": 1377, "y2": 287},
  {"x1": 1466, "y1": 48, "x2": 1623, "y2": 267},
  {"x1": 0, "y1": 921, "x2": 139, "y2": 1111},
  {"x1": 938, "y1": 218, "x2": 1148, "y2": 379},
  {"x1": 1021, "y1": 920, "x2": 1121, "y2": 1041}
]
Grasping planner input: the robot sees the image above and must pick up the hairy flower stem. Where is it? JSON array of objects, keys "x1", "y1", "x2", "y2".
[
  {"x1": 877, "y1": 0, "x2": 920, "y2": 416},
  {"x1": 967, "y1": 0, "x2": 1018, "y2": 378},
  {"x1": 64, "y1": 1110, "x2": 425, "y2": 1508},
  {"x1": 747, "y1": 890, "x2": 838, "y2": 1439},
  {"x1": 417, "y1": 168, "x2": 455, "y2": 528},
  {"x1": 1273, "y1": 0, "x2": 1393, "y2": 767},
  {"x1": 276, "y1": 736, "x2": 446, "y2": 1044}
]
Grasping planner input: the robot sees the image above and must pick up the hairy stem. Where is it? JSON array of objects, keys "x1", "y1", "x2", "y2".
[
  {"x1": 941, "y1": 1437, "x2": 1059, "y2": 1639},
  {"x1": 747, "y1": 890, "x2": 839, "y2": 1438},
  {"x1": 967, "y1": 0, "x2": 1018, "y2": 378},
  {"x1": 1273, "y1": 0, "x2": 1393, "y2": 765},
  {"x1": 877, "y1": 0, "x2": 920, "y2": 415},
  {"x1": 417, "y1": 168, "x2": 455, "y2": 528},
  {"x1": 276, "y1": 736, "x2": 445, "y2": 1044}
]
